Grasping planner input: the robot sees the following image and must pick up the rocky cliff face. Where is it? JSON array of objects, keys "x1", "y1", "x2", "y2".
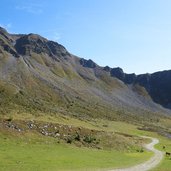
[
  {"x1": 14, "y1": 34, "x2": 69, "y2": 59},
  {"x1": 137, "y1": 71, "x2": 171, "y2": 109},
  {"x1": 105, "y1": 65, "x2": 171, "y2": 109},
  {"x1": 0, "y1": 27, "x2": 170, "y2": 122}
]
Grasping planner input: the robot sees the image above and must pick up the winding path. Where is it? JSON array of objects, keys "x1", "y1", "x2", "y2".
[{"x1": 108, "y1": 136, "x2": 164, "y2": 171}]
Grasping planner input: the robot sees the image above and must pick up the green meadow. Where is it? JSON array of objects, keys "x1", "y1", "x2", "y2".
[
  {"x1": 1, "y1": 114, "x2": 171, "y2": 171},
  {"x1": 0, "y1": 131, "x2": 152, "y2": 171}
]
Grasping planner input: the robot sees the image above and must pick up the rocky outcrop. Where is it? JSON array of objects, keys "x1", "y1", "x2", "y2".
[
  {"x1": 0, "y1": 27, "x2": 12, "y2": 42},
  {"x1": 103, "y1": 66, "x2": 111, "y2": 72},
  {"x1": 110, "y1": 67, "x2": 125, "y2": 81},
  {"x1": 137, "y1": 71, "x2": 171, "y2": 108},
  {"x1": 80, "y1": 58, "x2": 96, "y2": 68},
  {"x1": 103, "y1": 66, "x2": 137, "y2": 84},
  {"x1": 0, "y1": 27, "x2": 19, "y2": 57},
  {"x1": 14, "y1": 34, "x2": 69, "y2": 59},
  {"x1": 14, "y1": 34, "x2": 48, "y2": 55},
  {"x1": 46, "y1": 41, "x2": 69, "y2": 58},
  {"x1": 125, "y1": 73, "x2": 137, "y2": 84},
  {"x1": 108, "y1": 68, "x2": 171, "y2": 109}
]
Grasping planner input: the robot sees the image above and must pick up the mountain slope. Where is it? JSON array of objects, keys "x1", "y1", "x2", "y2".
[{"x1": 0, "y1": 27, "x2": 170, "y2": 123}]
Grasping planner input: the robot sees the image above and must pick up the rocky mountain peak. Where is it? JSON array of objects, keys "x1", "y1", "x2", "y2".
[
  {"x1": 103, "y1": 66, "x2": 111, "y2": 72},
  {"x1": 14, "y1": 34, "x2": 49, "y2": 55},
  {"x1": 13, "y1": 32, "x2": 69, "y2": 59},
  {"x1": 27, "y1": 33, "x2": 47, "y2": 41},
  {"x1": 0, "y1": 27, "x2": 70, "y2": 60}
]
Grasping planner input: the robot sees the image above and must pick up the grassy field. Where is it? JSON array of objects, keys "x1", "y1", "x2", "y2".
[
  {"x1": 0, "y1": 130, "x2": 152, "y2": 171},
  {"x1": 1, "y1": 113, "x2": 171, "y2": 171}
]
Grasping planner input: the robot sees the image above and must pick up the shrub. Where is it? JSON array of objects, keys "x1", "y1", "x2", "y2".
[
  {"x1": 66, "y1": 137, "x2": 73, "y2": 144},
  {"x1": 83, "y1": 135, "x2": 95, "y2": 144},
  {"x1": 74, "y1": 133, "x2": 81, "y2": 141}
]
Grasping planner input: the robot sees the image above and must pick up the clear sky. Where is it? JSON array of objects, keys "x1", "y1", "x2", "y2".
[{"x1": 1, "y1": 0, "x2": 171, "y2": 74}]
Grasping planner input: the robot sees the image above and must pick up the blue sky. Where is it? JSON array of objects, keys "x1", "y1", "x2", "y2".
[{"x1": 1, "y1": 0, "x2": 171, "y2": 74}]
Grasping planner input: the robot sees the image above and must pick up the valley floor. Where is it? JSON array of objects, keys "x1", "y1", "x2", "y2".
[{"x1": 0, "y1": 114, "x2": 171, "y2": 171}]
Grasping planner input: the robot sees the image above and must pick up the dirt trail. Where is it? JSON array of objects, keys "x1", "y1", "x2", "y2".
[{"x1": 108, "y1": 136, "x2": 164, "y2": 171}]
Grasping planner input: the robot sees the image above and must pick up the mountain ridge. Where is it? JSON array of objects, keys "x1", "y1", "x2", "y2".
[{"x1": 0, "y1": 27, "x2": 170, "y2": 123}]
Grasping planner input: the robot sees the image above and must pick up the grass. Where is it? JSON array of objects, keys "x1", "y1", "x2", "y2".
[
  {"x1": 149, "y1": 134, "x2": 171, "y2": 171},
  {"x1": 88, "y1": 118, "x2": 171, "y2": 171},
  {"x1": 1, "y1": 112, "x2": 171, "y2": 171},
  {"x1": 0, "y1": 130, "x2": 153, "y2": 171},
  {"x1": 116, "y1": 124, "x2": 171, "y2": 171}
]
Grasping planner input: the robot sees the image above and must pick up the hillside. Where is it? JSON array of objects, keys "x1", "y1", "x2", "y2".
[{"x1": 0, "y1": 27, "x2": 170, "y2": 123}]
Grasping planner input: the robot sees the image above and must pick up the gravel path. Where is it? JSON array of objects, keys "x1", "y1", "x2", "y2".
[{"x1": 108, "y1": 136, "x2": 164, "y2": 171}]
